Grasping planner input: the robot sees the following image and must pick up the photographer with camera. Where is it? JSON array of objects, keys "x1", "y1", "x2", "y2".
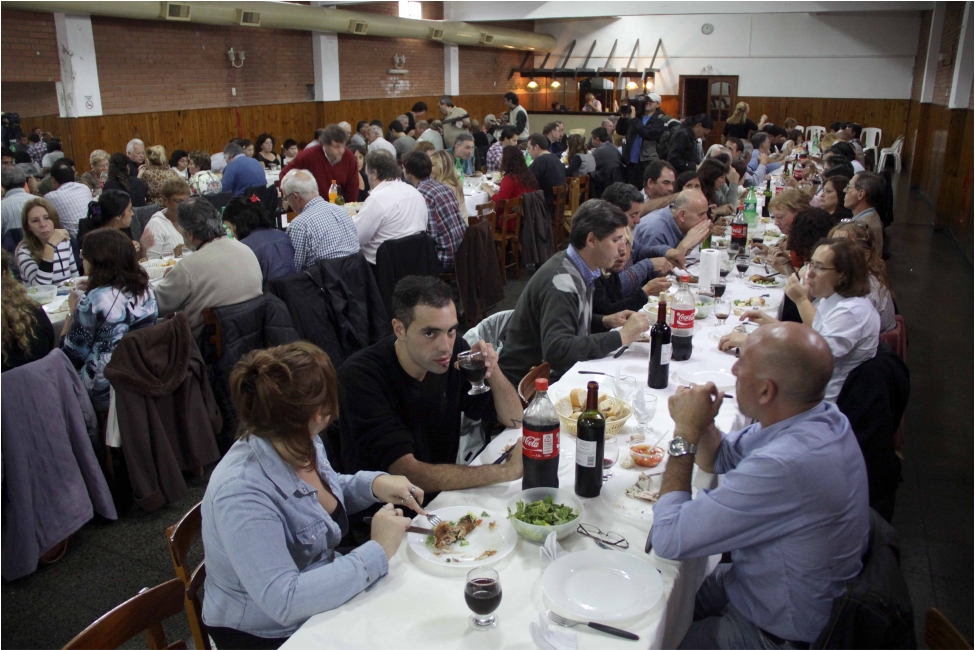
[{"x1": 615, "y1": 93, "x2": 669, "y2": 191}]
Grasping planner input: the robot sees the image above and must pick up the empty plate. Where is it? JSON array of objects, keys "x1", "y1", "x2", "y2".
[
  {"x1": 542, "y1": 551, "x2": 664, "y2": 621},
  {"x1": 677, "y1": 367, "x2": 736, "y2": 390}
]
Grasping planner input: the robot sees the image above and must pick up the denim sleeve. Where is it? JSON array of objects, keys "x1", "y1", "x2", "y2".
[
  {"x1": 329, "y1": 468, "x2": 386, "y2": 515},
  {"x1": 651, "y1": 453, "x2": 799, "y2": 560},
  {"x1": 210, "y1": 481, "x2": 388, "y2": 629}
]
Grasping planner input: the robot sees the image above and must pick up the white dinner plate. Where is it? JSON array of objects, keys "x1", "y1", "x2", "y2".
[
  {"x1": 407, "y1": 506, "x2": 517, "y2": 568},
  {"x1": 676, "y1": 367, "x2": 737, "y2": 390},
  {"x1": 599, "y1": 471, "x2": 663, "y2": 528},
  {"x1": 542, "y1": 551, "x2": 664, "y2": 622},
  {"x1": 745, "y1": 277, "x2": 786, "y2": 289},
  {"x1": 707, "y1": 324, "x2": 741, "y2": 343}
]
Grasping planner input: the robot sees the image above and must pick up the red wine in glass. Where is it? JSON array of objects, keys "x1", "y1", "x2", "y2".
[
  {"x1": 736, "y1": 257, "x2": 750, "y2": 278},
  {"x1": 466, "y1": 568, "x2": 501, "y2": 630},
  {"x1": 458, "y1": 350, "x2": 491, "y2": 395},
  {"x1": 712, "y1": 282, "x2": 727, "y2": 298}
]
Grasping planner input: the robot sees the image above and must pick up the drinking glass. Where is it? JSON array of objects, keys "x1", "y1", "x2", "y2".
[
  {"x1": 615, "y1": 375, "x2": 638, "y2": 404},
  {"x1": 632, "y1": 392, "x2": 658, "y2": 434},
  {"x1": 603, "y1": 434, "x2": 619, "y2": 480},
  {"x1": 466, "y1": 567, "x2": 501, "y2": 630},
  {"x1": 712, "y1": 281, "x2": 727, "y2": 298},
  {"x1": 458, "y1": 350, "x2": 490, "y2": 395},
  {"x1": 736, "y1": 255, "x2": 750, "y2": 278},
  {"x1": 714, "y1": 297, "x2": 732, "y2": 327}
]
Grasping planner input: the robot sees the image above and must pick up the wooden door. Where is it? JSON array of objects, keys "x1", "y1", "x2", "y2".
[{"x1": 678, "y1": 75, "x2": 738, "y2": 148}]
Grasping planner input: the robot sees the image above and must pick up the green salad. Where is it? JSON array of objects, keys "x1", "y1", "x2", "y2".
[{"x1": 507, "y1": 495, "x2": 578, "y2": 526}]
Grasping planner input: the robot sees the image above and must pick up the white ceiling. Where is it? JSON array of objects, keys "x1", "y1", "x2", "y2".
[{"x1": 444, "y1": 1, "x2": 933, "y2": 22}]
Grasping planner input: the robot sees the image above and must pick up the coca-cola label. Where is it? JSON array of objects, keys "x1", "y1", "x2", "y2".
[
  {"x1": 523, "y1": 427, "x2": 560, "y2": 460},
  {"x1": 671, "y1": 307, "x2": 695, "y2": 330},
  {"x1": 731, "y1": 223, "x2": 748, "y2": 240}
]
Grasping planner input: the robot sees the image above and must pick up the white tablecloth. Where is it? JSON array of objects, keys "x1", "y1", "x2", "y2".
[
  {"x1": 464, "y1": 188, "x2": 490, "y2": 217},
  {"x1": 283, "y1": 231, "x2": 786, "y2": 650}
]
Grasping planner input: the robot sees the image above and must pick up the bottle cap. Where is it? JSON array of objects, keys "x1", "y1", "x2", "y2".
[
  {"x1": 534, "y1": 378, "x2": 549, "y2": 391},
  {"x1": 676, "y1": 270, "x2": 689, "y2": 282}
]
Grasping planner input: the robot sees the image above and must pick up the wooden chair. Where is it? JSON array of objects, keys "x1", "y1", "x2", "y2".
[
  {"x1": 495, "y1": 197, "x2": 522, "y2": 281},
  {"x1": 925, "y1": 608, "x2": 972, "y2": 650},
  {"x1": 517, "y1": 362, "x2": 551, "y2": 408},
  {"x1": 551, "y1": 185, "x2": 567, "y2": 249},
  {"x1": 577, "y1": 174, "x2": 591, "y2": 204},
  {"x1": 63, "y1": 579, "x2": 187, "y2": 649},
  {"x1": 166, "y1": 503, "x2": 210, "y2": 650}
]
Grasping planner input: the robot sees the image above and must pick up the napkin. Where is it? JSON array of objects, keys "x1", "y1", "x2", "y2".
[
  {"x1": 539, "y1": 531, "x2": 566, "y2": 567},
  {"x1": 530, "y1": 613, "x2": 579, "y2": 650}
]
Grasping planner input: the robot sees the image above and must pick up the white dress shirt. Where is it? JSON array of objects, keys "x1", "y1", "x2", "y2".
[
  {"x1": 45, "y1": 181, "x2": 93, "y2": 236},
  {"x1": 368, "y1": 137, "x2": 398, "y2": 158},
  {"x1": 353, "y1": 179, "x2": 427, "y2": 264},
  {"x1": 143, "y1": 212, "x2": 186, "y2": 259},
  {"x1": 812, "y1": 293, "x2": 880, "y2": 402}
]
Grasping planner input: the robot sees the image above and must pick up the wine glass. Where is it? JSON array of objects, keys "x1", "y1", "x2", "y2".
[
  {"x1": 615, "y1": 375, "x2": 637, "y2": 404},
  {"x1": 714, "y1": 297, "x2": 732, "y2": 327},
  {"x1": 632, "y1": 392, "x2": 658, "y2": 434},
  {"x1": 712, "y1": 281, "x2": 727, "y2": 298},
  {"x1": 458, "y1": 350, "x2": 490, "y2": 395},
  {"x1": 603, "y1": 434, "x2": 619, "y2": 480},
  {"x1": 736, "y1": 255, "x2": 750, "y2": 278},
  {"x1": 466, "y1": 567, "x2": 501, "y2": 630}
]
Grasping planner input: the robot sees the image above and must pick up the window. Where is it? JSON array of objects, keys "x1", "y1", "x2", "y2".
[{"x1": 398, "y1": 1, "x2": 421, "y2": 19}]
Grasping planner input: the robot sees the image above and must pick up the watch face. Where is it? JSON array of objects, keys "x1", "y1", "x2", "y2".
[{"x1": 669, "y1": 438, "x2": 687, "y2": 456}]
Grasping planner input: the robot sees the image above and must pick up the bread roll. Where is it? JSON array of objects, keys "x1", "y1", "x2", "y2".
[{"x1": 570, "y1": 388, "x2": 587, "y2": 410}]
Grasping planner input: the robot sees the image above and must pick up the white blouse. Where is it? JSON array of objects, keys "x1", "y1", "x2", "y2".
[
  {"x1": 144, "y1": 212, "x2": 185, "y2": 259},
  {"x1": 812, "y1": 293, "x2": 880, "y2": 402}
]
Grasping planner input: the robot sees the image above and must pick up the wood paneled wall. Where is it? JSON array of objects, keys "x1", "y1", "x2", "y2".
[
  {"x1": 27, "y1": 94, "x2": 512, "y2": 168},
  {"x1": 737, "y1": 97, "x2": 910, "y2": 149},
  {"x1": 909, "y1": 101, "x2": 974, "y2": 261}
]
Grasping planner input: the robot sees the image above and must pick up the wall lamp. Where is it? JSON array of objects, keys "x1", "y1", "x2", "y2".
[{"x1": 228, "y1": 48, "x2": 246, "y2": 68}]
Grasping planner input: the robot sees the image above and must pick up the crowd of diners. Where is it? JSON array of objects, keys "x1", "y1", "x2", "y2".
[{"x1": 0, "y1": 93, "x2": 906, "y2": 649}]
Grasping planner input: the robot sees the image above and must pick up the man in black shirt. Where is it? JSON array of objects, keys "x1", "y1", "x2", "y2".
[
  {"x1": 339, "y1": 276, "x2": 524, "y2": 494},
  {"x1": 527, "y1": 133, "x2": 567, "y2": 216}
]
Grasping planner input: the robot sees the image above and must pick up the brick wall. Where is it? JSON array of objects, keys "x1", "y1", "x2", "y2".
[
  {"x1": 338, "y1": 34, "x2": 446, "y2": 100},
  {"x1": 933, "y1": 2, "x2": 966, "y2": 106},
  {"x1": 1, "y1": 82, "x2": 59, "y2": 118},
  {"x1": 90, "y1": 17, "x2": 314, "y2": 114},
  {"x1": 1, "y1": 10, "x2": 60, "y2": 82}
]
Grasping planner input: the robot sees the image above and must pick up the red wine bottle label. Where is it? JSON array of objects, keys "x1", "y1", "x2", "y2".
[
  {"x1": 731, "y1": 223, "x2": 747, "y2": 239},
  {"x1": 672, "y1": 307, "x2": 695, "y2": 330},
  {"x1": 660, "y1": 342, "x2": 673, "y2": 364},
  {"x1": 576, "y1": 438, "x2": 597, "y2": 468},
  {"x1": 523, "y1": 427, "x2": 560, "y2": 460}
]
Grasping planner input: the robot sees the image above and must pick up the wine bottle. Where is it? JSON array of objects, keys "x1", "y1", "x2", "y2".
[
  {"x1": 574, "y1": 381, "x2": 605, "y2": 498},
  {"x1": 648, "y1": 300, "x2": 672, "y2": 389}
]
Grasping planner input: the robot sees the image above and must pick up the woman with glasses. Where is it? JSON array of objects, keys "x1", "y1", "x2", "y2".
[
  {"x1": 829, "y1": 221, "x2": 896, "y2": 333},
  {"x1": 720, "y1": 238, "x2": 880, "y2": 402}
]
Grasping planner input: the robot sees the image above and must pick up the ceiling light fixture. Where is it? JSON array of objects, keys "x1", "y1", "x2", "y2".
[
  {"x1": 645, "y1": 78, "x2": 654, "y2": 90},
  {"x1": 626, "y1": 80, "x2": 638, "y2": 90},
  {"x1": 550, "y1": 79, "x2": 561, "y2": 89},
  {"x1": 527, "y1": 78, "x2": 539, "y2": 89}
]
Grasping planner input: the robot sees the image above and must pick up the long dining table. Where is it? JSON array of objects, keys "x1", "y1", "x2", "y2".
[{"x1": 283, "y1": 218, "x2": 788, "y2": 649}]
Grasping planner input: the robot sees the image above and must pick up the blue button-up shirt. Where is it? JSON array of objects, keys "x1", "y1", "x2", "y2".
[
  {"x1": 748, "y1": 149, "x2": 782, "y2": 174},
  {"x1": 651, "y1": 402, "x2": 870, "y2": 642},
  {"x1": 222, "y1": 154, "x2": 268, "y2": 196},
  {"x1": 565, "y1": 244, "x2": 601, "y2": 289},
  {"x1": 202, "y1": 434, "x2": 388, "y2": 638},
  {"x1": 632, "y1": 206, "x2": 682, "y2": 261}
]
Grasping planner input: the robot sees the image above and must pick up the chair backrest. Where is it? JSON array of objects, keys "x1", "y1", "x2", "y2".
[
  {"x1": 374, "y1": 232, "x2": 439, "y2": 318},
  {"x1": 517, "y1": 362, "x2": 551, "y2": 408},
  {"x1": 577, "y1": 175, "x2": 591, "y2": 203},
  {"x1": 63, "y1": 579, "x2": 187, "y2": 649},
  {"x1": 2, "y1": 227, "x2": 23, "y2": 254},
  {"x1": 202, "y1": 191, "x2": 233, "y2": 212},
  {"x1": 165, "y1": 502, "x2": 209, "y2": 650},
  {"x1": 476, "y1": 200, "x2": 496, "y2": 223},
  {"x1": 806, "y1": 126, "x2": 826, "y2": 141},
  {"x1": 133, "y1": 204, "x2": 158, "y2": 230},
  {"x1": 925, "y1": 608, "x2": 972, "y2": 650},
  {"x1": 552, "y1": 184, "x2": 568, "y2": 248},
  {"x1": 891, "y1": 135, "x2": 905, "y2": 153},
  {"x1": 861, "y1": 128, "x2": 883, "y2": 149},
  {"x1": 244, "y1": 183, "x2": 279, "y2": 215},
  {"x1": 495, "y1": 196, "x2": 522, "y2": 238},
  {"x1": 864, "y1": 148, "x2": 877, "y2": 172}
]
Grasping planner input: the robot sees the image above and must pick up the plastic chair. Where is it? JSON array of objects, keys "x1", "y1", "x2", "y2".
[
  {"x1": 63, "y1": 579, "x2": 187, "y2": 649},
  {"x1": 806, "y1": 126, "x2": 826, "y2": 141},
  {"x1": 878, "y1": 135, "x2": 905, "y2": 173},
  {"x1": 861, "y1": 128, "x2": 882, "y2": 149}
]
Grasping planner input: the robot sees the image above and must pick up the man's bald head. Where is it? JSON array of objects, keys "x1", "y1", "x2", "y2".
[
  {"x1": 735, "y1": 323, "x2": 833, "y2": 419},
  {"x1": 673, "y1": 189, "x2": 710, "y2": 234}
]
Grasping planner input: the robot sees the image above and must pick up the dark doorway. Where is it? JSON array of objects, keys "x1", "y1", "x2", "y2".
[{"x1": 679, "y1": 75, "x2": 739, "y2": 148}]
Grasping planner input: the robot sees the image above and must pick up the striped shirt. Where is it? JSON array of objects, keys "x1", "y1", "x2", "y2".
[
  {"x1": 16, "y1": 240, "x2": 79, "y2": 286},
  {"x1": 417, "y1": 178, "x2": 466, "y2": 272},
  {"x1": 287, "y1": 197, "x2": 360, "y2": 270}
]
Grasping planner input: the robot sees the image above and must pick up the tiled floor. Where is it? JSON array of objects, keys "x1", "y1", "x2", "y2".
[{"x1": 2, "y1": 175, "x2": 971, "y2": 648}]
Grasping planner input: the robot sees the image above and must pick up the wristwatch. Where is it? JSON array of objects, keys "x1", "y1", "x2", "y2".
[{"x1": 668, "y1": 436, "x2": 698, "y2": 458}]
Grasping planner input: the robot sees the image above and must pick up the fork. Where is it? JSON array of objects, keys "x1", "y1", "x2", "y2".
[
  {"x1": 546, "y1": 610, "x2": 639, "y2": 640},
  {"x1": 426, "y1": 513, "x2": 443, "y2": 527}
]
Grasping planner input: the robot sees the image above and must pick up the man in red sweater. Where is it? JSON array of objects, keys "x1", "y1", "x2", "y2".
[{"x1": 280, "y1": 124, "x2": 359, "y2": 202}]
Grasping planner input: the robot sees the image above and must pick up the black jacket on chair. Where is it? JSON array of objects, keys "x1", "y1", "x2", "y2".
[
  {"x1": 374, "y1": 232, "x2": 439, "y2": 320},
  {"x1": 267, "y1": 251, "x2": 390, "y2": 368},
  {"x1": 812, "y1": 509, "x2": 916, "y2": 649},
  {"x1": 836, "y1": 342, "x2": 909, "y2": 523},
  {"x1": 198, "y1": 293, "x2": 300, "y2": 451}
]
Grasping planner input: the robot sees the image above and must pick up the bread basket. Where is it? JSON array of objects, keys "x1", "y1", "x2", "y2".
[
  {"x1": 140, "y1": 259, "x2": 177, "y2": 280},
  {"x1": 554, "y1": 396, "x2": 632, "y2": 437}
]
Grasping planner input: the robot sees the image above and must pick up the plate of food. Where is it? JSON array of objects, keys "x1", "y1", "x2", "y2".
[
  {"x1": 408, "y1": 506, "x2": 517, "y2": 567},
  {"x1": 600, "y1": 472, "x2": 663, "y2": 526},
  {"x1": 745, "y1": 274, "x2": 785, "y2": 289},
  {"x1": 732, "y1": 295, "x2": 779, "y2": 315}
]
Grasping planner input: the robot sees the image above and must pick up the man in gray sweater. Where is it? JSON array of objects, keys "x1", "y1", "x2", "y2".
[{"x1": 499, "y1": 200, "x2": 651, "y2": 386}]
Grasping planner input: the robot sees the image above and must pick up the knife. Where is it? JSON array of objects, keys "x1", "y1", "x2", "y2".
[
  {"x1": 492, "y1": 446, "x2": 515, "y2": 465},
  {"x1": 578, "y1": 370, "x2": 607, "y2": 375},
  {"x1": 613, "y1": 346, "x2": 628, "y2": 358},
  {"x1": 408, "y1": 526, "x2": 435, "y2": 536}
]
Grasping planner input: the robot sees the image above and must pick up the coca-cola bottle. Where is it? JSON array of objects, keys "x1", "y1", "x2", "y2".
[
  {"x1": 522, "y1": 378, "x2": 560, "y2": 490},
  {"x1": 669, "y1": 272, "x2": 695, "y2": 361},
  {"x1": 730, "y1": 207, "x2": 748, "y2": 250},
  {"x1": 648, "y1": 299, "x2": 671, "y2": 388}
]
